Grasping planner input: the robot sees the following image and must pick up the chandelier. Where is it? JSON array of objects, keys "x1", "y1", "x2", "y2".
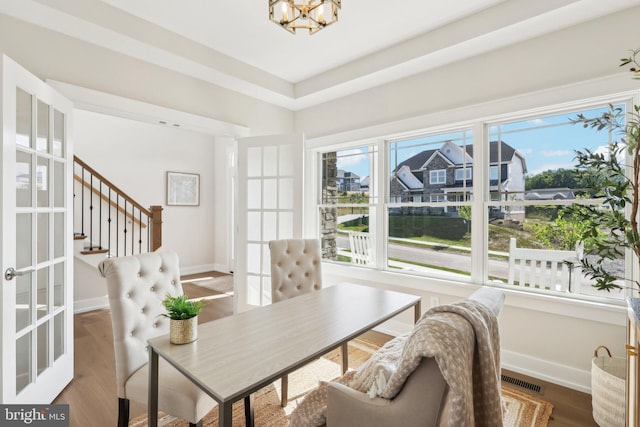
[{"x1": 269, "y1": 0, "x2": 341, "y2": 35}]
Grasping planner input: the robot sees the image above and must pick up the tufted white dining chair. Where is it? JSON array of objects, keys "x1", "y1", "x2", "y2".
[
  {"x1": 98, "y1": 250, "x2": 217, "y2": 427},
  {"x1": 269, "y1": 238, "x2": 348, "y2": 407}
]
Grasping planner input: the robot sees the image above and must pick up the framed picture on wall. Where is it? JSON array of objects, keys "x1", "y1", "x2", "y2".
[{"x1": 166, "y1": 171, "x2": 200, "y2": 206}]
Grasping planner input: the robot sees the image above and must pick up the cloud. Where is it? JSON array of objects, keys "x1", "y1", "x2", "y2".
[
  {"x1": 528, "y1": 162, "x2": 575, "y2": 176},
  {"x1": 518, "y1": 148, "x2": 534, "y2": 155},
  {"x1": 337, "y1": 148, "x2": 367, "y2": 168},
  {"x1": 541, "y1": 150, "x2": 571, "y2": 157},
  {"x1": 594, "y1": 144, "x2": 625, "y2": 163}
]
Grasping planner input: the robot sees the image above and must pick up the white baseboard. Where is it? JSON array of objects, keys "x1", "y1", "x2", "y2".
[
  {"x1": 74, "y1": 295, "x2": 109, "y2": 313},
  {"x1": 180, "y1": 263, "x2": 230, "y2": 275},
  {"x1": 497, "y1": 350, "x2": 590, "y2": 393}
]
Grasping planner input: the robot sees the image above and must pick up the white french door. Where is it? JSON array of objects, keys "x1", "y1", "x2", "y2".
[
  {"x1": 235, "y1": 134, "x2": 303, "y2": 312},
  {"x1": 1, "y1": 55, "x2": 74, "y2": 403}
]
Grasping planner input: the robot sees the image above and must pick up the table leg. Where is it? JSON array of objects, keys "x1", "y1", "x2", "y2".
[
  {"x1": 148, "y1": 347, "x2": 159, "y2": 427},
  {"x1": 219, "y1": 401, "x2": 233, "y2": 427},
  {"x1": 341, "y1": 342, "x2": 349, "y2": 373},
  {"x1": 244, "y1": 394, "x2": 255, "y2": 427},
  {"x1": 414, "y1": 300, "x2": 421, "y2": 324}
]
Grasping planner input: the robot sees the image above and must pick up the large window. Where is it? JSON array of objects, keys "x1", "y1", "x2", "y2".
[{"x1": 316, "y1": 99, "x2": 630, "y2": 302}]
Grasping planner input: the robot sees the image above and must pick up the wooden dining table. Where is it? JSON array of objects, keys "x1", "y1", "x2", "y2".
[{"x1": 147, "y1": 282, "x2": 421, "y2": 427}]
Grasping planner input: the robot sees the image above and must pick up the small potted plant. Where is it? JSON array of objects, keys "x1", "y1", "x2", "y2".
[{"x1": 161, "y1": 293, "x2": 204, "y2": 344}]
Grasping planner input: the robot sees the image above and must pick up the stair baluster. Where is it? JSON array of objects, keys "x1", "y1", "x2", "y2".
[{"x1": 73, "y1": 156, "x2": 163, "y2": 258}]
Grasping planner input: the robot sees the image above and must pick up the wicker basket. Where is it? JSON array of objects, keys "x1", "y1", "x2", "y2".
[
  {"x1": 591, "y1": 345, "x2": 626, "y2": 427},
  {"x1": 169, "y1": 316, "x2": 198, "y2": 345}
]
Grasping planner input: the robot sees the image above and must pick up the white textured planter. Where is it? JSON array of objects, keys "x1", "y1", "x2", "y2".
[{"x1": 169, "y1": 316, "x2": 198, "y2": 344}]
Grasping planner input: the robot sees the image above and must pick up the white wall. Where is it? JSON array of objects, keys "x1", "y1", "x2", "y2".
[
  {"x1": 295, "y1": 7, "x2": 640, "y2": 139},
  {"x1": 74, "y1": 109, "x2": 218, "y2": 270}
]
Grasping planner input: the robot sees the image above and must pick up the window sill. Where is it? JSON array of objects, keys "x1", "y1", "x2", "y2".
[{"x1": 322, "y1": 261, "x2": 626, "y2": 327}]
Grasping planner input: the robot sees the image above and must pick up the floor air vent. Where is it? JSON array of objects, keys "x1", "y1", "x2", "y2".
[{"x1": 501, "y1": 374, "x2": 543, "y2": 394}]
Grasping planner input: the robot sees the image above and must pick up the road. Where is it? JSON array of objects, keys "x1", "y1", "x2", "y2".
[
  {"x1": 334, "y1": 235, "x2": 621, "y2": 300},
  {"x1": 336, "y1": 234, "x2": 508, "y2": 278}
]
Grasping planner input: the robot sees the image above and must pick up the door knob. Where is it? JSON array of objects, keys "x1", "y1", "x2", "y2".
[{"x1": 4, "y1": 267, "x2": 33, "y2": 281}]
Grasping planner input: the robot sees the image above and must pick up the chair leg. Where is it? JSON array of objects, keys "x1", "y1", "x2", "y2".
[
  {"x1": 117, "y1": 398, "x2": 130, "y2": 427},
  {"x1": 189, "y1": 422, "x2": 203, "y2": 427},
  {"x1": 281, "y1": 374, "x2": 288, "y2": 407}
]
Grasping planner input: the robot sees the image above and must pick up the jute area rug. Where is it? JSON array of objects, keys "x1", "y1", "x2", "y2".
[{"x1": 130, "y1": 341, "x2": 553, "y2": 427}]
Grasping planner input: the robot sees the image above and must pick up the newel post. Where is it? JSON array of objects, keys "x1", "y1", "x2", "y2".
[{"x1": 150, "y1": 205, "x2": 163, "y2": 251}]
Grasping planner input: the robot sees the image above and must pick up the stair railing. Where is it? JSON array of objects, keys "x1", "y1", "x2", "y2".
[{"x1": 73, "y1": 156, "x2": 162, "y2": 257}]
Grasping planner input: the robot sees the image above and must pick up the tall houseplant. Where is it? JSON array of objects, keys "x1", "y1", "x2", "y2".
[
  {"x1": 564, "y1": 49, "x2": 640, "y2": 292},
  {"x1": 161, "y1": 293, "x2": 204, "y2": 344}
]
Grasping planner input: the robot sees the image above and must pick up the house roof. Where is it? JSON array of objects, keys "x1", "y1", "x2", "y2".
[{"x1": 394, "y1": 140, "x2": 516, "y2": 173}]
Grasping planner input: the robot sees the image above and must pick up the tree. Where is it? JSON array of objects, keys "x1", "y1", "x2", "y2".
[
  {"x1": 563, "y1": 49, "x2": 640, "y2": 292},
  {"x1": 525, "y1": 168, "x2": 579, "y2": 191}
]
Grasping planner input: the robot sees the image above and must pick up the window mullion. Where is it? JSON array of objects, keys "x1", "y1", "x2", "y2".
[{"x1": 471, "y1": 122, "x2": 486, "y2": 284}]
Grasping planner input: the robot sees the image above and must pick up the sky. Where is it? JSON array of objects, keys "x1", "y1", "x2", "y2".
[{"x1": 336, "y1": 105, "x2": 625, "y2": 179}]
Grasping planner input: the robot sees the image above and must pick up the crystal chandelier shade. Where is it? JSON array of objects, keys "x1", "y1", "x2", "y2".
[{"x1": 269, "y1": 0, "x2": 341, "y2": 35}]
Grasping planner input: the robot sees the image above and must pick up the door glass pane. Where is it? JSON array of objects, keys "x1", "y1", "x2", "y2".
[
  {"x1": 36, "y1": 99, "x2": 49, "y2": 153},
  {"x1": 37, "y1": 157, "x2": 50, "y2": 207},
  {"x1": 263, "y1": 212, "x2": 277, "y2": 241},
  {"x1": 53, "y1": 160, "x2": 64, "y2": 207},
  {"x1": 247, "y1": 179, "x2": 261, "y2": 209},
  {"x1": 16, "y1": 88, "x2": 32, "y2": 148},
  {"x1": 279, "y1": 178, "x2": 293, "y2": 209},
  {"x1": 247, "y1": 212, "x2": 261, "y2": 241},
  {"x1": 37, "y1": 213, "x2": 49, "y2": 263},
  {"x1": 263, "y1": 146, "x2": 277, "y2": 176},
  {"x1": 247, "y1": 147, "x2": 262, "y2": 177},
  {"x1": 54, "y1": 262, "x2": 64, "y2": 309},
  {"x1": 279, "y1": 147, "x2": 293, "y2": 176},
  {"x1": 37, "y1": 267, "x2": 49, "y2": 320},
  {"x1": 37, "y1": 322, "x2": 49, "y2": 375},
  {"x1": 54, "y1": 212, "x2": 64, "y2": 258},
  {"x1": 247, "y1": 243, "x2": 261, "y2": 274},
  {"x1": 54, "y1": 312, "x2": 64, "y2": 361},
  {"x1": 16, "y1": 151, "x2": 32, "y2": 207},
  {"x1": 16, "y1": 332, "x2": 32, "y2": 393},
  {"x1": 263, "y1": 179, "x2": 277, "y2": 209},
  {"x1": 53, "y1": 109, "x2": 64, "y2": 157},
  {"x1": 16, "y1": 273, "x2": 32, "y2": 332},
  {"x1": 16, "y1": 213, "x2": 32, "y2": 269},
  {"x1": 247, "y1": 275, "x2": 260, "y2": 306},
  {"x1": 279, "y1": 212, "x2": 293, "y2": 239}
]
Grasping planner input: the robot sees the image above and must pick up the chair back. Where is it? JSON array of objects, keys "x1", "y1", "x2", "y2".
[
  {"x1": 269, "y1": 239, "x2": 322, "y2": 303},
  {"x1": 348, "y1": 231, "x2": 375, "y2": 265},
  {"x1": 98, "y1": 250, "x2": 183, "y2": 397}
]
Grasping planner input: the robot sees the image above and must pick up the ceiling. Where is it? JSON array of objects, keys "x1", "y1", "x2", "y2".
[{"x1": 2, "y1": 0, "x2": 640, "y2": 110}]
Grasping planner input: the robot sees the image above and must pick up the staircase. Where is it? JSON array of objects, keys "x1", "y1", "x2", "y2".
[
  {"x1": 73, "y1": 156, "x2": 164, "y2": 312},
  {"x1": 73, "y1": 156, "x2": 162, "y2": 263}
]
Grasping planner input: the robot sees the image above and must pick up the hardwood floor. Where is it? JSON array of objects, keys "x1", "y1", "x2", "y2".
[{"x1": 55, "y1": 272, "x2": 596, "y2": 426}]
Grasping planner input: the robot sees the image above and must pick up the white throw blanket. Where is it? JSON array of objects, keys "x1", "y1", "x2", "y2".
[{"x1": 290, "y1": 299, "x2": 503, "y2": 427}]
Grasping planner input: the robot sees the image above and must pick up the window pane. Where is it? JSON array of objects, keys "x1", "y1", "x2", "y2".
[
  {"x1": 320, "y1": 146, "x2": 376, "y2": 264},
  {"x1": 487, "y1": 105, "x2": 626, "y2": 300},
  {"x1": 387, "y1": 130, "x2": 472, "y2": 278}
]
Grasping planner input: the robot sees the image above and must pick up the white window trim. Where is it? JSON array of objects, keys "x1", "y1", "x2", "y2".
[
  {"x1": 305, "y1": 73, "x2": 640, "y2": 314},
  {"x1": 429, "y1": 169, "x2": 446, "y2": 184},
  {"x1": 455, "y1": 167, "x2": 472, "y2": 181}
]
